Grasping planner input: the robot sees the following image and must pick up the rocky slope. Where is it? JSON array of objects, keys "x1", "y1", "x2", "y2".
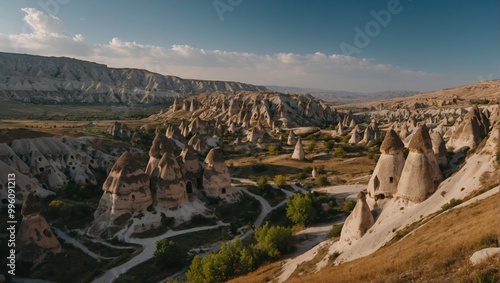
[
  {"x1": 266, "y1": 85, "x2": 420, "y2": 103},
  {"x1": 0, "y1": 52, "x2": 267, "y2": 105},
  {"x1": 344, "y1": 80, "x2": 500, "y2": 110},
  {"x1": 151, "y1": 91, "x2": 341, "y2": 130}
]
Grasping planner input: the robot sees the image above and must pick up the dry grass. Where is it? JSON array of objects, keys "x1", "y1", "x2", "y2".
[
  {"x1": 231, "y1": 153, "x2": 375, "y2": 184},
  {"x1": 232, "y1": 195, "x2": 500, "y2": 283}
]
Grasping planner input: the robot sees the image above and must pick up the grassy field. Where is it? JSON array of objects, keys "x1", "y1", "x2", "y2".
[
  {"x1": 0, "y1": 100, "x2": 162, "y2": 120},
  {"x1": 230, "y1": 194, "x2": 500, "y2": 283}
]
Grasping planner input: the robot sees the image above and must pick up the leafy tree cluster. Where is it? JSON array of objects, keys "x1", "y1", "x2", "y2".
[
  {"x1": 254, "y1": 222, "x2": 294, "y2": 258},
  {"x1": 286, "y1": 193, "x2": 316, "y2": 226},
  {"x1": 154, "y1": 240, "x2": 187, "y2": 267},
  {"x1": 186, "y1": 224, "x2": 295, "y2": 282},
  {"x1": 186, "y1": 238, "x2": 256, "y2": 283}
]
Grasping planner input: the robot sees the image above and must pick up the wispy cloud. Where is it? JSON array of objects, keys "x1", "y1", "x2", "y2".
[{"x1": 0, "y1": 7, "x2": 454, "y2": 92}]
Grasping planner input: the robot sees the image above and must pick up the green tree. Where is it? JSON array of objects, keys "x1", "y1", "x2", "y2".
[
  {"x1": 186, "y1": 238, "x2": 256, "y2": 283},
  {"x1": 254, "y1": 222, "x2": 294, "y2": 258},
  {"x1": 154, "y1": 240, "x2": 186, "y2": 267},
  {"x1": 286, "y1": 194, "x2": 316, "y2": 226},
  {"x1": 274, "y1": 175, "x2": 286, "y2": 187},
  {"x1": 257, "y1": 176, "x2": 269, "y2": 189}
]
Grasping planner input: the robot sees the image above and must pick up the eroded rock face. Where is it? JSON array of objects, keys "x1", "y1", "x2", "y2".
[
  {"x1": 367, "y1": 129, "x2": 405, "y2": 199},
  {"x1": 95, "y1": 152, "x2": 152, "y2": 217},
  {"x1": 0, "y1": 160, "x2": 52, "y2": 202},
  {"x1": 340, "y1": 192, "x2": 375, "y2": 242},
  {"x1": 152, "y1": 91, "x2": 340, "y2": 130},
  {"x1": 16, "y1": 193, "x2": 61, "y2": 267},
  {"x1": 89, "y1": 152, "x2": 151, "y2": 237},
  {"x1": 155, "y1": 152, "x2": 187, "y2": 208},
  {"x1": 287, "y1": 130, "x2": 297, "y2": 146},
  {"x1": 1, "y1": 137, "x2": 114, "y2": 193},
  {"x1": 397, "y1": 125, "x2": 442, "y2": 203},
  {"x1": 107, "y1": 121, "x2": 132, "y2": 139},
  {"x1": 0, "y1": 52, "x2": 266, "y2": 105},
  {"x1": 180, "y1": 146, "x2": 203, "y2": 194},
  {"x1": 446, "y1": 106, "x2": 489, "y2": 151},
  {"x1": 431, "y1": 131, "x2": 448, "y2": 167},
  {"x1": 202, "y1": 149, "x2": 231, "y2": 197}
]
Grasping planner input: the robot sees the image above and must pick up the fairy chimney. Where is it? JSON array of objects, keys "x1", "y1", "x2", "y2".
[
  {"x1": 291, "y1": 138, "x2": 305, "y2": 160},
  {"x1": 396, "y1": 125, "x2": 442, "y2": 203},
  {"x1": 367, "y1": 129, "x2": 405, "y2": 199},
  {"x1": 446, "y1": 106, "x2": 489, "y2": 151},
  {"x1": 17, "y1": 193, "x2": 61, "y2": 267},
  {"x1": 340, "y1": 192, "x2": 375, "y2": 242},
  {"x1": 202, "y1": 148, "x2": 231, "y2": 196},
  {"x1": 180, "y1": 145, "x2": 203, "y2": 193},
  {"x1": 155, "y1": 151, "x2": 187, "y2": 208},
  {"x1": 287, "y1": 130, "x2": 297, "y2": 146},
  {"x1": 431, "y1": 131, "x2": 448, "y2": 167},
  {"x1": 94, "y1": 152, "x2": 152, "y2": 219}
]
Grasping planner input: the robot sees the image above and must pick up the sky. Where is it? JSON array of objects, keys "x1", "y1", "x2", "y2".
[{"x1": 0, "y1": 0, "x2": 498, "y2": 93}]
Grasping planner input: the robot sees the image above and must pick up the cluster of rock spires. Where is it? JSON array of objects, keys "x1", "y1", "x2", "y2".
[
  {"x1": 0, "y1": 137, "x2": 115, "y2": 203},
  {"x1": 340, "y1": 102, "x2": 500, "y2": 242},
  {"x1": 154, "y1": 91, "x2": 342, "y2": 130},
  {"x1": 89, "y1": 129, "x2": 234, "y2": 238}
]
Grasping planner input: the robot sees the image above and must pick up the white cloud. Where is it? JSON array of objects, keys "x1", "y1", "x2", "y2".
[
  {"x1": 21, "y1": 7, "x2": 65, "y2": 35},
  {"x1": 0, "y1": 7, "x2": 455, "y2": 92}
]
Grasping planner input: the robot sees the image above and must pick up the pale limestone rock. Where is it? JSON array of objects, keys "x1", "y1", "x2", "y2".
[
  {"x1": 340, "y1": 192, "x2": 375, "y2": 242},
  {"x1": 287, "y1": 130, "x2": 297, "y2": 146},
  {"x1": 431, "y1": 131, "x2": 448, "y2": 167},
  {"x1": 202, "y1": 148, "x2": 231, "y2": 197},
  {"x1": 155, "y1": 152, "x2": 187, "y2": 208},
  {"x1": 367, "y1": 129, "x2": 405, "y2": 199},
  {"x1": 397, "y1": 125, "x2": 442, "y2": 203},
  {"x1": 291, "y1": 138, "x2": 305, "y2": 161}
]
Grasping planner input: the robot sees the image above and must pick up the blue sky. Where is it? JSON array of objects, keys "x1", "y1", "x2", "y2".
[{"x1": 0, "y1": 0, "x2": 497, "y2": 92}]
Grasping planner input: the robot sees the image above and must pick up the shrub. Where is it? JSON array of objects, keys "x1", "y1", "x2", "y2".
[
  {"x1": 257, "y1": 176, "x2": 269, "y2": 189},
  {"x1": 328, "y1": 224, "x2": 343, "y2": 238},
  {"x1": 154, "y1": 240, "x2": 187, "y2": 267},
  {"x1": 274, "y1": 175, "x2": 286, "y2": 187},
  {"x1": 254, "y1": 222, "x2": 294, "y2": 258},
  {"x1": 334, "y1": 147, "x2": 346, "y2": 158},
  {"x1": 479, "y1": 233, "x2": 499, "y2": 249},
  {"x1": 295, "y1": 172, "x2": 308, "y2": 180},
  {"x1": 324, "y1": 140, "x2": 335, "y2": 151},
  {"x1": 341, "y1": 201, "x2": 356, "y2": 213},
  {"x1": 441, "y1": 198, "x2": 463, "y2": 211},
  {"x1": 316, "y1": 175, "x2": 330, "y2": 186},
  {"x1": 268, "y1": 145, "x2": 279, "y2": 155},
  {"x1": 308, "y1": 141, "x2": 317, "y2": 152}
]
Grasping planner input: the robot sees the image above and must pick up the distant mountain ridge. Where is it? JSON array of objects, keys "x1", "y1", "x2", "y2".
[
  {"x1": 0, "y1": 52, "x2": 267, "y2": 105},
  {"x1": 266, "y1": 85, "x2": 420, "y2": 103}
]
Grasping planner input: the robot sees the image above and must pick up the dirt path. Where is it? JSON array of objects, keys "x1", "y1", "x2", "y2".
[
  {"x1": 92, "y1": 222, "x2": 229, "y2": 283},
  {"x1": 53, "y1": 227, "x2": 114, "y2": 260}
]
